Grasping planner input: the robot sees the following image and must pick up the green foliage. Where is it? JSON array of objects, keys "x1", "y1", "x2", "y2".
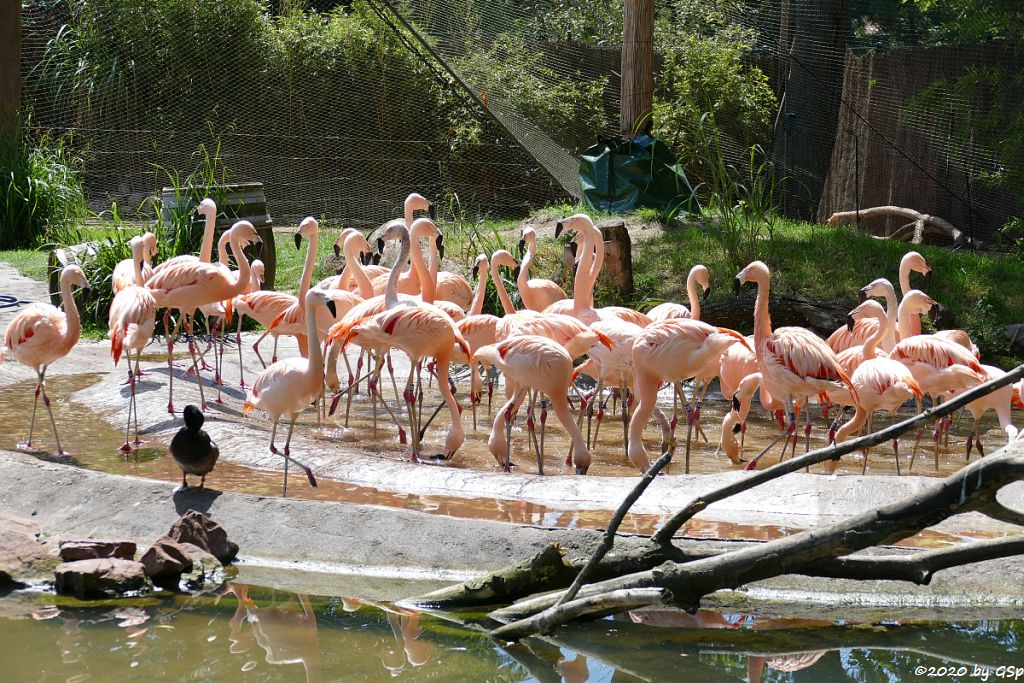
[
  {"x1": 0, "y1": 124, "x2": 86, "y2": 249},
  {"x1": 457, "y1": 35, "x2": 609, "y2": 154}
]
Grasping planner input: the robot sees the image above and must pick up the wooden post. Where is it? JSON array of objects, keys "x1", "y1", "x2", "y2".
[
  {"x1": 620, "y1": 0, "x2": 654, "y2": 136},
  {"x1": 0, "y1": 0, "x2": 20, "y2": 132}
]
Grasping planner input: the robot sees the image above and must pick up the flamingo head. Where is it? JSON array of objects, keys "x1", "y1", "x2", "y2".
[
  {"x1": 903, "y1": 250, "x2": 932, "y2": 287},
  {"x1": 230, "y1": 220, "x2": 261, "y2": 246},
  {"x1": 295, "y1": 216, "x2": 318, "y2": 249},
  {"x1": 62, "y1": 264, "x2": 89, "y2": 291},
  {"x1": 859, "y1": 277, "x2": 895, "y2": 304},
  {"x1": 518, "y1": 226, "x2": 537, "y2": 257},
  {"x1": 735, "y1": 260, "x2": 770, "y2": 293},
  {"x1": 555, "y1": 213, "x2": 595, "y2": 239},
  {"x1": 141, "y1": 232, "x2": 158, "y2": 260},
  {"x1": 251, "y1": 260, "x2": 265, "y2": 285},
  {"x1": 333, "y1": 227, "x2": 358, "y2": 258},
  {"x1": 491, "y1": 249, "x2": 518, "y2": 272},
  {"x1": 902, "y1": 290, "x2": 939, "y2": 323},
  {"x1": 691, "y1": 264, "x2": 711, "y2": 301},
  {"x1": 471, "y1": 253, "x2": 487, "y2": 280},
  {"x1": 377, "y1": 220, "x2": 409, "y2": 253},
  {"x1": 848, "y1": 299, "x2": 887, "y2": 331},
  {"x1": 405, "y1": 192, "x2": 433, "y2": 220},
  {"x1": 306, "y1": 288, "x2": 337, "y2": 317},
  {"x1": 196, "y1": 197, "x2": 217, "y2": 219}
]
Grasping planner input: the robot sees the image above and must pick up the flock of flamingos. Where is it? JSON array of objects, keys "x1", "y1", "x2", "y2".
[{"x1": 3, "y1": 192, "x2": 1022, "y2": 490}]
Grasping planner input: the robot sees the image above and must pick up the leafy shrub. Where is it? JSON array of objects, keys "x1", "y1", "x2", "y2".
[{"x1": 0, "y1": 124, "x2": 86, "y2": 249}]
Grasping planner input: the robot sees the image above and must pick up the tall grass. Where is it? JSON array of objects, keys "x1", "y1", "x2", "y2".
[{"x1": 0, "y1": 123, "x2": 87, "y2": 249}]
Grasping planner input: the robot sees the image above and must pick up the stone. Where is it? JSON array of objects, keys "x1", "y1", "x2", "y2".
[
  {"x1": 166, "y1": 511, "x2": 238, "y2": 564},
  {"x1": 0, "y1": 513, "x2": 57, "y2": 586},
  {"x1": 54, "y1": 559, "x2": 149, "y2": 599},
  {"x1": 177, "y1": 542, "x2": 227, "y2": 590},
  {"x1": 139, "y1": 537, "x2": 193, "y2": 580},
  {"x1": 59, "y1": 539, "x2": 137, "y2": 562}
]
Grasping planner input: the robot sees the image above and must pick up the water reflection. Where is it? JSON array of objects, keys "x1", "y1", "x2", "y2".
[{"x1": 0, "y1": 584, "x2": 1021, "y2": 681}]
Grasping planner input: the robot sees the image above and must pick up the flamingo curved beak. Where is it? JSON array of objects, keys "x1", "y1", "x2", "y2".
[
  {"x1": 923, "y1": 270, "x2": 933, "y2": 288},
  {"x1": 436, "y1": 234, "x2": 445, "y2": 260},
  {"x1": 732, "y1": 394, "x2": 740, "y2": 410},
  {"x1": 733, "y1": 276, "x2": 742, "y2": 295},
  {"x1": 428, "y1": 202, "x2": 436, "y2": 220},
  {"x1": 294, "y1": 233, "x2": 303, "y2": 250},
  {"x1": 846, "y1": 314, "x2": 856, "y2": 332},
  {"x1": 554, "y1": 221, "x2": 564, "y2": 238},
  {"x1": 333, "y1": 243, "x2": 342, "y2": 258},
  {"x1": 927, "y1": 302, "x2": 940, "y2": 323},
  {"x1": 858, "y1": 287, "x2": 868, "y2": 303},
  {"x1": 517, "y1": 239, "x2": 525, "y2": 258},
  {"x1": 471, "y1": 263, "x2": 479, "y2": 280},
  {"x1": 372, "y1": 253, "x2": 382, "y2": 265},
  {"x1": 512, "y1": 266, "x2": 521, "y2": 280},
  {"x1": 732, "y1": 422, "x2": 742, "y2": 434},
  {"x1": 326, "y1": 300, "x2": 337, "y2": 317},
  {"x1": 376, "y1": 237, "x2": 386, "y2": 254},
  {"x1": 703, "y1": 285, "x2": 712, "y2": 303}
]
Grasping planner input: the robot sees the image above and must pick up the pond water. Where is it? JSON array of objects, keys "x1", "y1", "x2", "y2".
[{"x1": 2, "y1": 582, "x2": 1022, "y2": 682}]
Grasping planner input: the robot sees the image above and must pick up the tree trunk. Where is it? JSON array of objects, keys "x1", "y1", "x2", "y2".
[
  {"x1": 620, "y1": 0, "x2": 654, "y2": 136},
  {"x1": 0, "y1": 0, "x2": 20, "y2": 133}
]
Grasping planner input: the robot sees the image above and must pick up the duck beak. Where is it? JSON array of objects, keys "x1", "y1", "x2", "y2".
[
  {"x1": 376, "y1": 237, "x2": 385, "y2": 253},
  {"x1": 294, "y1": 234, "x2": 303, "y2": 250},
  {"x1": 858, "y1": 287, "x2": 868, "y2": 303},
  {"x1": 517, "y1": 239, "x2": 525, "y2": 258},
  {"x1": 334, "y1": 243, "x2": 342, "y2": 258},
  {"x1": 555, "y1": 221, "x2": 564, "y2": 238},
  {"x1": 733, "y1": 276, "x2": 742, "y2": 295},
  {"x1": 326, "y1": 300, "x2": 337, "y2": 317},
  {"x1": 846, "y1": 314, "x2": 855, "y2": 333}
]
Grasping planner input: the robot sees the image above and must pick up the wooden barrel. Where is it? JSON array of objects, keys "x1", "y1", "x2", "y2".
[{"x1": 159, "y1": 182, "x2": 276, "y2": 289}]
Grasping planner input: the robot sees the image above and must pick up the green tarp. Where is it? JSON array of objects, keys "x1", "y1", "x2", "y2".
[{"x1": 579, "y1": 134, "x2": 700, "y2": 217}]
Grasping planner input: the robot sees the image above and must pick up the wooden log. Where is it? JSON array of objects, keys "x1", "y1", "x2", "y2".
[
  {"x1": 620, "y1": 0, "x2": 654, "y2": 135},
  {"x1": 700, "y1": 291, "x2": 854, "y2": 339},
  {"x1": 826, "y1": 205, "x2": 969, "y2": 245},
  {"x1": 596, "y1": 219, "x2": 633, "y2": 296}
]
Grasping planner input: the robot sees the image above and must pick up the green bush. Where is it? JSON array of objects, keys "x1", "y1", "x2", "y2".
[{"x1": 0, "y1": 124, "x2": 86, "y2": 249}]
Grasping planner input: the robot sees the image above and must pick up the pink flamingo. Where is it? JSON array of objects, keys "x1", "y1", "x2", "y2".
[
  {"x1": 243, "y1": 288, "x2": 335, "y2": 494},
  {"x1": 829, "y1": 300, "x2": 924, "y2": 474},
  {"x1": 948, "y1": 364, "x2": 1019, "y2": 460},
  {"x1": 628, "y1": 319, "x2": 751, "y2": 471},
  {"x1": 543, "y1": 214, "x2": 651, "y2": 327},
  {"x1": 647, "y1": 265, "x2": 711, "y2": 322},
  {"x1": 891, "y1": 325, "x2": 986, "y2": 469},
  {"x1": 475, "y1": 335, "x2": 592, "y2": 474},
  {"x1": 2, "y1": 265, "x2": 89, "y2": 454},
  {"x1": 735, "y1": 261, "x2": 856, "y2": 470},
  {"x1": 368, "y1": 193, "x2": 436, "y2": 295},
  {"x1": 150, "y1": 198, "x2": 219, "y2": 274},
  {"x1": 453, "y1": 254, "x2": 497, "y2": 424},
  {"x1": 108, "y1": 245, "x2": 157, "y2": 451},
  {"x1": 718, "y1": 372, "x2": 785, "y2": 465},
  {"x1": 426, "y1": 227, "x2": 473, "y2": 310},
  {"x1": 516, "y1": 226, "x2": 566, "y2": 311},
  {"x1": 111, "y1": 232, "x2": 157, "y2": 294},
  {"x1": 826, "y1": 251, "x2": 930, "y2": 352},
  {"x1": 231, "y1": 258, "x2": 264, "y2": 390},
  {"x1": 146, "y1": 220, "x2": 259, "y2": 412}
]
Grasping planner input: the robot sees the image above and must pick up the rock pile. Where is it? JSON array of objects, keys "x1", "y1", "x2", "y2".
[{"x1": 52, "y1": 510, "x2": 236, "y2": 599}]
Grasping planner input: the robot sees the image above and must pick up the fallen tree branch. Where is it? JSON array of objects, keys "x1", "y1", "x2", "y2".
[
  {"x1": 826, "y1": 205, "x2": 967, "y2": 245},
  {"x1": 489, "y1": 449, "x2": 1024, "y2": 640},
  {"x1": 651, "y1": 364, "x2": 1024, "y2": 544},
  {"x1": 556, "y1": 450, "x2": 673, "y2": 607}
]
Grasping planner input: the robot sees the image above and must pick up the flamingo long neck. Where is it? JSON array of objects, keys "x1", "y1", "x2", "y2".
[
  {"x1": 469, "y1": 262, "x2": 488, "y2": 316},
  {"x1": 752, "y1": 274, "x2": 772, "y2": 353},
  {"x1": 298, "y1": 229, "x2": 319, "y2": 301},
  {"x1": 385, "y1": 231, "x2": 411, "y2": 310},
  {"x1": 303, "y1": 293, "x2": 324, "y2": 384},
  {"x1": 491, "y1": 261, "x2": 516, "y2": 315},
  {"x1": 216, "y1": 231, "x2": 231, "y2": 267},
  {"x1": 898, "y1": 256, "x2": 914, "y2": 298},
  {"x1": 897, "y1": 298, "x2": 922, "y2": 340},
  {"x1": 131, "y1": 240, "x2": 146, "y2": 287},
  {"x1": 584, "y1": 227, "x2": 604, "y2": 310},
  {"x1": 571, "y1": 231, "x2": 597, "y2": 315},
  {"x1": 225, "y1": 231, "x2": 253, "y2": 299},
  {"x1": 862, "y1": 313, "x2": 887, "y2": 360},
  {"x1": 518, "y1": 238, "x2": 535, "y2": 292},
  {"x1": 880, "y1": 282, "x2": 898, "y2": 349},
  {"x1": 686, "y1": 271, "x2": 700, "y2": 321},
  {"x1": 60, "y1": 272, "x2": 82, "y2": 354},
  {"x1": 198, "y1": 211, "x2": 216, "y2": 263},
  {"x1": 345, "y1": 240, "x2": 374, "y2": 298},
  {"x1": 414, "y1": 236, "x2": 437, "y2": 304}
]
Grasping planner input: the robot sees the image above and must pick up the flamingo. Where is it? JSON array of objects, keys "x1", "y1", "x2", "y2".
[
  {"x1": 111, "y1": 232, "x2": 157, "y2": 294},
  {"x1": 516, "y1": 226, "x2": 566, "y2": 311},
  {"x1": 829, "y1": 300, "x2": 924, "y2": 474},
  {"x1": 735, "y1": 261, "x2": 856, "y2": 470},
  {"x1": 453, "y1": 254, "x2": 497, "y2": 424},
  {"x1": 2, "y1": 265, "x2": 89, "y2": 454},
  {"x1": 826, "y1": 251, "x2": 930, "y2": 353},
  {"x1": 948, "y1": 364, "x2": 1019, "y2": 460},
  {"x1": 108, "y1": 245, "x2": 157, "y2": 451},
  {"x1": 543, "y1": 214, "x2": 651, "y2": 327},
  {"x1": 427, "y1": 228, "x2": 473, "y2": 310},
  {"x1": 150, "y1": 198, "x2": 219, "y2": 274},
  {"x1": 718, "y1": 372, "x2": 785, "y2": 465},
  {"x1": 197, "y1": 227, "x2": 239, "y2": 389},
  {"x1": 146, "y1": 220, "x2": 259, "y2": 413},
  {"x1": 628, "y1": 319, "x2": 751, "y2": 471},
  {"x1": 232, "y1": 258, "x2": 264, "y2": 390},
  {"x1": 647, "y1": 265, "x2": 710, "y2": 322},
  {"x1": 475, "y1": 335, "x2": 592, "y2": 474},
  {"x1": 368, "y1": 193, "x2": 436, "y2": 295},
  {"x1": 243, "y1": 288, "x2": 335, "y2": 494},
  {"x1": 891, "y1": 324, "x2": 986, "y2": 469}
]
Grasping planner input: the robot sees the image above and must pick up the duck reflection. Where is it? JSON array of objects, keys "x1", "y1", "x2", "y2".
[{"x1": 224, "y1": 583, "x2": 321, "y2": 683}]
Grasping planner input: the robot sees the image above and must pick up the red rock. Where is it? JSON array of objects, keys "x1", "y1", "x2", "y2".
[
  {"x1": 59, "y1": 539, "x2": 136, "y2": 562},
  {"x1": 54, "y1": 559, "x2": 148, "y2": 598},
  {"x1": 167, "y1": 511, "x2": 237, "y2": 563},
  {"x1": 140, "y1": 537, "x2": 193, "y2": 579}
]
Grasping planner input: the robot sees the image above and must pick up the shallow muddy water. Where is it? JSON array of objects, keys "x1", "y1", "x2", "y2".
[
  {"x1": 1, "y1": 582, "x2": 1021, "y2": 682},
  {"x1": 0, "y1": 374, "x2": 1009, "y2": 548}
]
